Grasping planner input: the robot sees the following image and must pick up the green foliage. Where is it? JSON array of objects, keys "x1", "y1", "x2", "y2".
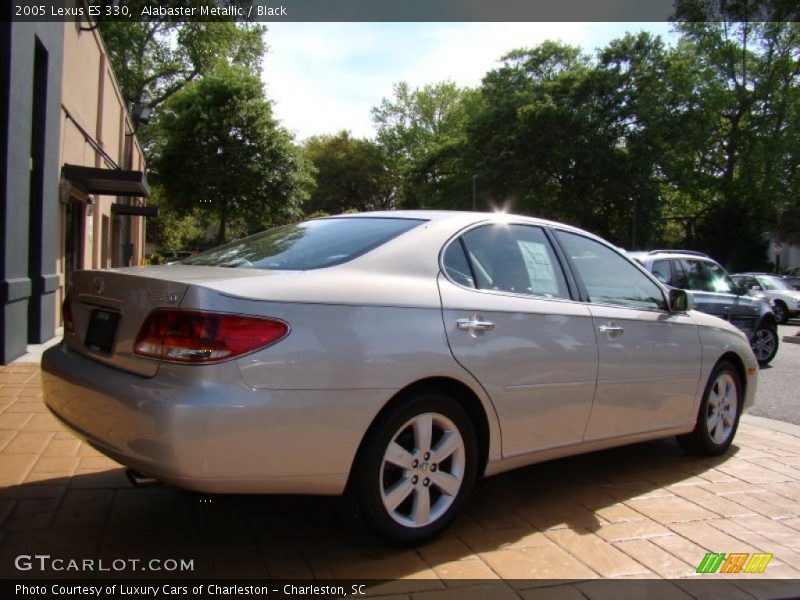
[
  {"x1": 367, "y1": 26, "x2": 800, "y2": 268},
  {"x1": 301, "y1": 131, "x2": 395, "y2": 214},
  {"x1": 100, "y1": 6, "x2": 265, "y2": 112},
  {"x1": 372, "y1": 81, "x2": 481, "y2": 208},
  {"x1": 152, "y1": 67, "x2": 310, "y2": 244},
  {"x1": 145, "y1": 186, "x2": 203, "y2": 252}
]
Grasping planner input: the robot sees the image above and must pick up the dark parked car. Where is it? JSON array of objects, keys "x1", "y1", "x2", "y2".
[{"x1": 629, "y1": 250, "x2": 779, "y2": 366}]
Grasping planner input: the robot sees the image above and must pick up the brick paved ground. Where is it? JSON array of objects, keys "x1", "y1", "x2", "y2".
[{"x1": 2, "y1": 362, "x2": 800, "y2": 598}]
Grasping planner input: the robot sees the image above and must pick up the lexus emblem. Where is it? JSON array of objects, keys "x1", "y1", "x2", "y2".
[{"x1": 93, "y1": 276, "x2": 105, "y2": 295}]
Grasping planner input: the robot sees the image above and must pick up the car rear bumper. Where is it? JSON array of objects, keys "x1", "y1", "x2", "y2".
[{"x1": 41, "y1": 342, "x2": 395, "y2": 495}]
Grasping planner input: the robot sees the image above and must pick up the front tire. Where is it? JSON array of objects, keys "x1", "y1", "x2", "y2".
[
  {"x1": 751, "y1": 324, "x2": 779, "y2": 366},
  {"x1": 350, "y1": 390, "x2": 478, "y2": 545},
  {"x1": 677, "y1": 360, "x2": 742, "y2": 455}
]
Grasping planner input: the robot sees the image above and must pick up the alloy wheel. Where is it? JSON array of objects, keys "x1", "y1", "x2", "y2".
[
  {"x1": 752, "y1": 328, "x2": 776, "y2": 363},
  {"x1": 706, "y1": 372, "x2": 738, "y2": 445},
  {"x1": 379, "y1": 412, "x2": 466, "y2": 528}
]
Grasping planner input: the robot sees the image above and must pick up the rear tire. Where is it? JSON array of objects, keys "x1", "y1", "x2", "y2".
[
  {"x1": 349, "y1": 390, "x2": 478, "y2": 545},
  {"x1": 677, "y1": 360, "x2": 742, "y2": 456}
]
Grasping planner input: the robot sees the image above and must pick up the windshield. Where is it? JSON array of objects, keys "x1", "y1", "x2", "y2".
[
  {"x1": 756, "y1": 275, "x2": 793, "y2": 291},
  {"x1": 180, "y1": 217, "x2": 425, "y2": 270},
  {"x1": 682, "y1": 260, "x2": 735, "y2": 293}
]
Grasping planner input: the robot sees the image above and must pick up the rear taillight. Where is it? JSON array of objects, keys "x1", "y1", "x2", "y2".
[
  {"x1": 62, "y1": 291, "x2": 75, "y2": 334},
  {"x1": 133, "y1": 310, "x2": 288, "y2": 364}
]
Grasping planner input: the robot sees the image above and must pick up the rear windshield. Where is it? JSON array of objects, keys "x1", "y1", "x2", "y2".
[{"x1": 180, "y1": 217, "x2": 425, "y2": 270}]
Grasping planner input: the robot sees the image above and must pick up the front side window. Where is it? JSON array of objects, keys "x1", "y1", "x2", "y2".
[
  {"x1": 445, "y1": 224, "x2": 569, "y2": 299},
  {"x1": 181, "y1": 217, "x2": 425, "y2": 270},
  {"x1": 681, "y1": 260, "x2": 735, "y2": 293},
  {"x1": 734, "y1": 275, "x2": 761, "y2": 291},
  {"x1": 555, "y1": 231, "x2": 666, "y2": 310}
]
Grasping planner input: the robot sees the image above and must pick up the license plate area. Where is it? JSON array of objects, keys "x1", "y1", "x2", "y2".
[{"x1": 84, "y1": 309, "x2": 121, "y2": 355}]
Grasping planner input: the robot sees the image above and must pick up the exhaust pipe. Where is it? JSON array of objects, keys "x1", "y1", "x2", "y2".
[{"x1": 125, "y1": 468, "x2": 162, "y2": 487}]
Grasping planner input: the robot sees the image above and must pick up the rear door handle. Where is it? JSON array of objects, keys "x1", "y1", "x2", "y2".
[
  {"x1": 457, "y1": 319, "x2": 495, "y2": 332},
  {"x1": 598, "y1": 325, "x2": 624, "y2": 338}
]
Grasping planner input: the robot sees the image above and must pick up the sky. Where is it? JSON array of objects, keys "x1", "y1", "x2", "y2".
[{"x1": 260, "y1": 22, "x2": 677, "y2": 142}]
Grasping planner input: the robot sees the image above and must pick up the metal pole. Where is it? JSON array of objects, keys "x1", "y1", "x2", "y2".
[{"x1": 472, "y1": 174, "x2": 477, "y2": 211}]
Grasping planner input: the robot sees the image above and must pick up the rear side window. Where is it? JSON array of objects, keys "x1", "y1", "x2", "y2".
[
  {"x1": 181, "y1": 218, "x2": 425, "y2": 270},
  {"x1": 442, "y1": 241, "x2": 475, "y2": 288},
  {"x1": 445, "y1": 224, "x2": 569, "y2": 299},
  {"x1": 651, "y1": 260, "x2": 672, "y2": 285},
  {"x1": 669, "y1": 260, "x2": 689, "y2": 289}
]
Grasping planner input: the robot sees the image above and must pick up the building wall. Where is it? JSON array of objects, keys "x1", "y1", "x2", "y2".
[
  {"x1": 56, "y1": 20, "x2": 147, "y2": 327},
  {"x1": 0, "y1": 14, "x2": 64, "y2": 363},
  {"x1": 1, "y1": 11, "x2": 146, "y2": 364}
]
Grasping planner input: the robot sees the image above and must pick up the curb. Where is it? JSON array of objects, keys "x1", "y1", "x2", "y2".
[{"x1": 741, "y1": 414, "x2": 800, "y2": 438}]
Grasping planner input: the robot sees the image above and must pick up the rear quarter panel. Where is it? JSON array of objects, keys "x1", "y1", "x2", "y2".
[{"x1": 179, "y1": 285, "x2": 504, "y2": 463}]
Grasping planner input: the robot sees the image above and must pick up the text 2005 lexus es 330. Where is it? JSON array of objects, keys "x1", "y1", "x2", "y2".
[{"x1": 42, "y1": 211, "x2": 758, "y2": 544}]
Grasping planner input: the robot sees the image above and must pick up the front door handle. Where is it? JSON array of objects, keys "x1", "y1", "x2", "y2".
[
  {"x1": 457, "y1": 318, "x2": 495, "y2": 332},
  {"x1": 598, "y1": 324, "x2": 624, "y2": 338}
]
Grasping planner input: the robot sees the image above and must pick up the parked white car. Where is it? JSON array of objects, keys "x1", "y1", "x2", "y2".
[{"x1": 732, "y1": 273, "x2": 800, "y2": 324}]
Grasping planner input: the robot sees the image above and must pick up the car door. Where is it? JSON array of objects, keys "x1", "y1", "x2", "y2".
[
  {"x1": 681, "y1": 259, "x2": 759, "y2": 337},
  {"x1": 554, "y1": 231, "x2": 702, "y2": 440},
  {"x1": 438, "y1": 223, "x2": 598, "y2": 457}
]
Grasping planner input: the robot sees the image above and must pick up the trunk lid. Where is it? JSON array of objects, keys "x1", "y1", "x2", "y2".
[{"x1": 65, "y1": 265, "x2": 274, "y2": 376}]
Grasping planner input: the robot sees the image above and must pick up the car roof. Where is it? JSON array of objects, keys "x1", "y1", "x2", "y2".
[
  {"x1": 317, "y1": 209, "x2": 594, "y2": 235},
  {"x1": 627, "y1": 250, "x2": 715, "y2": 262}
]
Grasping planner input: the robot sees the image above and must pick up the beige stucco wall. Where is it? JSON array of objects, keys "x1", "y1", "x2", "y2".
[{"x1": 56, "y1": 20, "x2": 147, "y2": 327}]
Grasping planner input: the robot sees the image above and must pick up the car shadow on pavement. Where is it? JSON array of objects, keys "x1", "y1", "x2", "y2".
[{"x1": 0, "y1": 438, "x2": 747, "y2": 581}]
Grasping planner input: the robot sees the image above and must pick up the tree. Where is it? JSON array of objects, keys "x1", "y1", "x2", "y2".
[
  {"x1": 100, "y1": 5, "x2": 265, "y2": 113},
  {"x1": 463, "y1": 40, "x2": 675, "y2": 245},
  {"x1": 302, "y1": 131, "x2": 395, "y2": 214},
  {"x1": 145, "y1": 186, "x2": 203, "y2": 253},
  {"x1": 663, "y1": 14, "x2": 800, "y2": 268},
  {"x1": 152, "y1": 68, "x2": 311, "y2": 244},
  {"x1": 372, "y1": 81, "x2": 480, "y2": 208}
]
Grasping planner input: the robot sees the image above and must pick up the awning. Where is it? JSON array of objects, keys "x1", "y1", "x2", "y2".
[{"x1": 62, "y1": 164, "x2": 150, "y2": 198}]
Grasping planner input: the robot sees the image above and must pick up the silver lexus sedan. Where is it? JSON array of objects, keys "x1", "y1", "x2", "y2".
[{"x1": 42, "y1": 211, "x2": 758, "y2": 544}]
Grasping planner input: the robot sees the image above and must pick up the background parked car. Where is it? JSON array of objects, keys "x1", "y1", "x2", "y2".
[
  {"x1": 629, "y1": 250, "x2": 779, "y2": 366},
  {"x1": 781, "y1": 266, "x2": 800, "y2": 291},
  {"x1": 732, "y1": 273, "x2": 800, "y2": 324}
]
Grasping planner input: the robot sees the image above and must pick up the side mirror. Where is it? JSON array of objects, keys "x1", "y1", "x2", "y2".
[{"x1": 668, "y1": 288, "x2": 691, "y2": 312}]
